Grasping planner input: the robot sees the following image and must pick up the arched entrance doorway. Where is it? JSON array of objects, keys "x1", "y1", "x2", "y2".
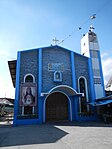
[{"x1": 46, "y1": 92, "x2": 69, "y2": 122}]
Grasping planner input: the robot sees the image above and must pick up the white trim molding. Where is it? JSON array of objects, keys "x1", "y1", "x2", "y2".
[
  {"x1": 24, "y1": 73, "x2": 35, "y2": 83},
  {"x1": 78, "y1": 76, "x2": 89, "y2": 112}
]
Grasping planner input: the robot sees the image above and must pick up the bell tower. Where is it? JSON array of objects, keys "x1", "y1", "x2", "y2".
[{"x1": 81, "y1": 25, "x2": 105, "y2": 99}]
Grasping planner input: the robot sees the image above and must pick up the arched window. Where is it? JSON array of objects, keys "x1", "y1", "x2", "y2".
[
  {"x1": 78, "y1": 77, "x2": 89, "y2": 113},
  {"x1": 79, "y1": 78, "x2": 86, "y2": 96},
  {"x1": 21, "y1": 74, "x2": 36, "y2": 118},
  {"x1": 24, "y1": 74, "x2": 35, "y2": 83},
  {"x1": 25, "y1": 75, "x2": 33, "y2": 82}
]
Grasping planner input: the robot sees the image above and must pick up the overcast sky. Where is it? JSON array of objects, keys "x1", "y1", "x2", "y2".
[{"x1": 0, "y1": 0, "x2": 112, "y2": 98}]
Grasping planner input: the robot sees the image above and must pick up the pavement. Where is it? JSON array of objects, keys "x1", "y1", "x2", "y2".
[{"x1": 0, "y1": 122, "x2": 112, "y2": 149}]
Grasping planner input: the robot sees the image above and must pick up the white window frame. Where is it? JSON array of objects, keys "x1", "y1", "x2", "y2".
[
  {"x1": 24, "y1": 73, "x2": 35, "y2": 83},
  {"x1": 54, "y1": 71, "x2": 62, "y2": 82},
  {"x1": 78, "y1": 76, "x2": 89, "y2": 113}
]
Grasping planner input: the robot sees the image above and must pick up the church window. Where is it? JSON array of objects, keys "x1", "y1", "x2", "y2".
[
  {"x1": 93, "y1": 69, "x2": 100, "y2": 77},
  {"x1": 25, "y1": 76, "x2": 33, "y2": 82},
  {"x1": 90, "y1": 50, "x2": 98, "y2": 58},
  {"x1": 24, "y1": 74, "x2": 35, "y2": 83},
  {"x1": 78, "y1": 77, "x2": 89, "y2": 113}
]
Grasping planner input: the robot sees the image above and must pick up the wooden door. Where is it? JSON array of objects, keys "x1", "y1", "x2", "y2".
[{"x1": 46, "y1": 92, "x2": 68, "y2": 122}]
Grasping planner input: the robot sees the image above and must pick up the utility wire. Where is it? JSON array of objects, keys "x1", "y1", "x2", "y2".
[
  {"x1": 58, "y1": 15, "x2": 93, "y2": 45},
  {"x1": 58, "y1": 0, "x2": 111, "y2": 45}
]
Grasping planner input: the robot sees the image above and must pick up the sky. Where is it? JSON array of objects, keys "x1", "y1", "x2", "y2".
[{"x1": 0, "y1": 0, "x2": 112, "y2": 98}]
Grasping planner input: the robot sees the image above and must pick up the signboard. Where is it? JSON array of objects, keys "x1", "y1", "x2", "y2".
[{"x1": 48, "y1": 63, "x2": 64, "y2": 72}]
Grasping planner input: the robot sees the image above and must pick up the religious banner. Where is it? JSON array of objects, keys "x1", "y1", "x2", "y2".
[{"x1": 20, "y1": 83, "x2": 37, "y2": 106}]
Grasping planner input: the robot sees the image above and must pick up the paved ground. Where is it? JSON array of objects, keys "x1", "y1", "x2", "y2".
[{"x1": 0, "y1": 122, "x2": 112, "y2": 149}]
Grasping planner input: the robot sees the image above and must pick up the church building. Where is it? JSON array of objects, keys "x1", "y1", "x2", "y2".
[{"x1": 8, "y1": 26, "x2": 105, "y2": 126}]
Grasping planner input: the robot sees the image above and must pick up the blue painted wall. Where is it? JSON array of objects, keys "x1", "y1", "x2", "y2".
[
  {"x1": 88, "y1": 58, "x2": 96, "y2": 101},
  {"x1": 13, "y1": 45, "x2": 100, "y2": 125},
  {"x1": 74, "y1": 54, "x2": 92, "y2": 100},
  {"x1": 42, "y1": 46, "x2": 72, "y2": 92},
  {"x1": 13, "y1": 52, "x2": 21, "y2": 126},
  {"x1": 38, "y1": 48, "x2": 43, "y2": 123},
  {"x1": 14, "y1": 49, "x2": 40, "y2": 125},
  {"x1": 19, "y1": 50, "x2": 38, "y2": 117}
]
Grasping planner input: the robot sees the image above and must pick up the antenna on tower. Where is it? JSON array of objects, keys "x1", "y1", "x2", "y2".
[
  {"x1": 89, "y1": 14, "x2": 96, "y2": 32},
  {"x1": 90, "y1": 25, "x2": 95, "y2": 32}
]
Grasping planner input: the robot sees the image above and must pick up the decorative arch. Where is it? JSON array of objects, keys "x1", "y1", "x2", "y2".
[
  {"x1": 24, "y1": 73, "x2": 35, "y2": 83},
  {"x1": 49, "y1": 85, "x2": 81, "y2": 96}
]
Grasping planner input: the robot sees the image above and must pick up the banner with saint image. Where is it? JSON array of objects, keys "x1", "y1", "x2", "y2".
[{"x1": 20, "y1": 83, "x2": 37, "y2": 106}]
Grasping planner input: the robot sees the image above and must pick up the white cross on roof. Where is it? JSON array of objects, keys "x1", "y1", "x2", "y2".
[{"x1": 52, "y1": 37, "x2": 59, "y2": 45}]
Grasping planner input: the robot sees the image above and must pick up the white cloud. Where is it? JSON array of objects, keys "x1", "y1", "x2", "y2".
[
  {"x1": 0, "y1": 50, "x2": 10, "y2": 58},
  {"x1": 0, "y1": 49, "x2": 15, "y2": 98},
  {"x1": 0, "y1": 0, "x2": 34, "y2": 18},
  {"x1": 101, "y1": 52, "x2": 108, "y2": 58},
  {"x1": 0, "y1": 76, "x2": 15, "y2": 98},
  {"x1": 102, "y1": 57, "x2": 112, "y2": 86}
]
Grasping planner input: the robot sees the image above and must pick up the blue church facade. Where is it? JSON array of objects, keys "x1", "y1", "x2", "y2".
[{"x1": 8, "y1": 28, "x2": 105, "y2": 126}]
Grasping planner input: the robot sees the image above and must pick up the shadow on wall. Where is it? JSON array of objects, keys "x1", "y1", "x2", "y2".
[{"x1": 0, "y1": 124, "x2": 68, "y2": 147}]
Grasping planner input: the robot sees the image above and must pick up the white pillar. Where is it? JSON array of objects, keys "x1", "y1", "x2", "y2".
[
  {"x1": 22, "y1": 106, "x2": 24, "y2": 116},
  {"x1": 32, "y1": 106, "x2": 34, "y2": 114}
]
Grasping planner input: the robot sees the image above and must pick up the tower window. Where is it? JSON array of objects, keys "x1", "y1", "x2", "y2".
[
  {"x1": 94, "y1": 78, "x2": 101, "y2": 84},
  {"x1": 90, "y1": 50, "x2": 98, "y2": 58}
]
